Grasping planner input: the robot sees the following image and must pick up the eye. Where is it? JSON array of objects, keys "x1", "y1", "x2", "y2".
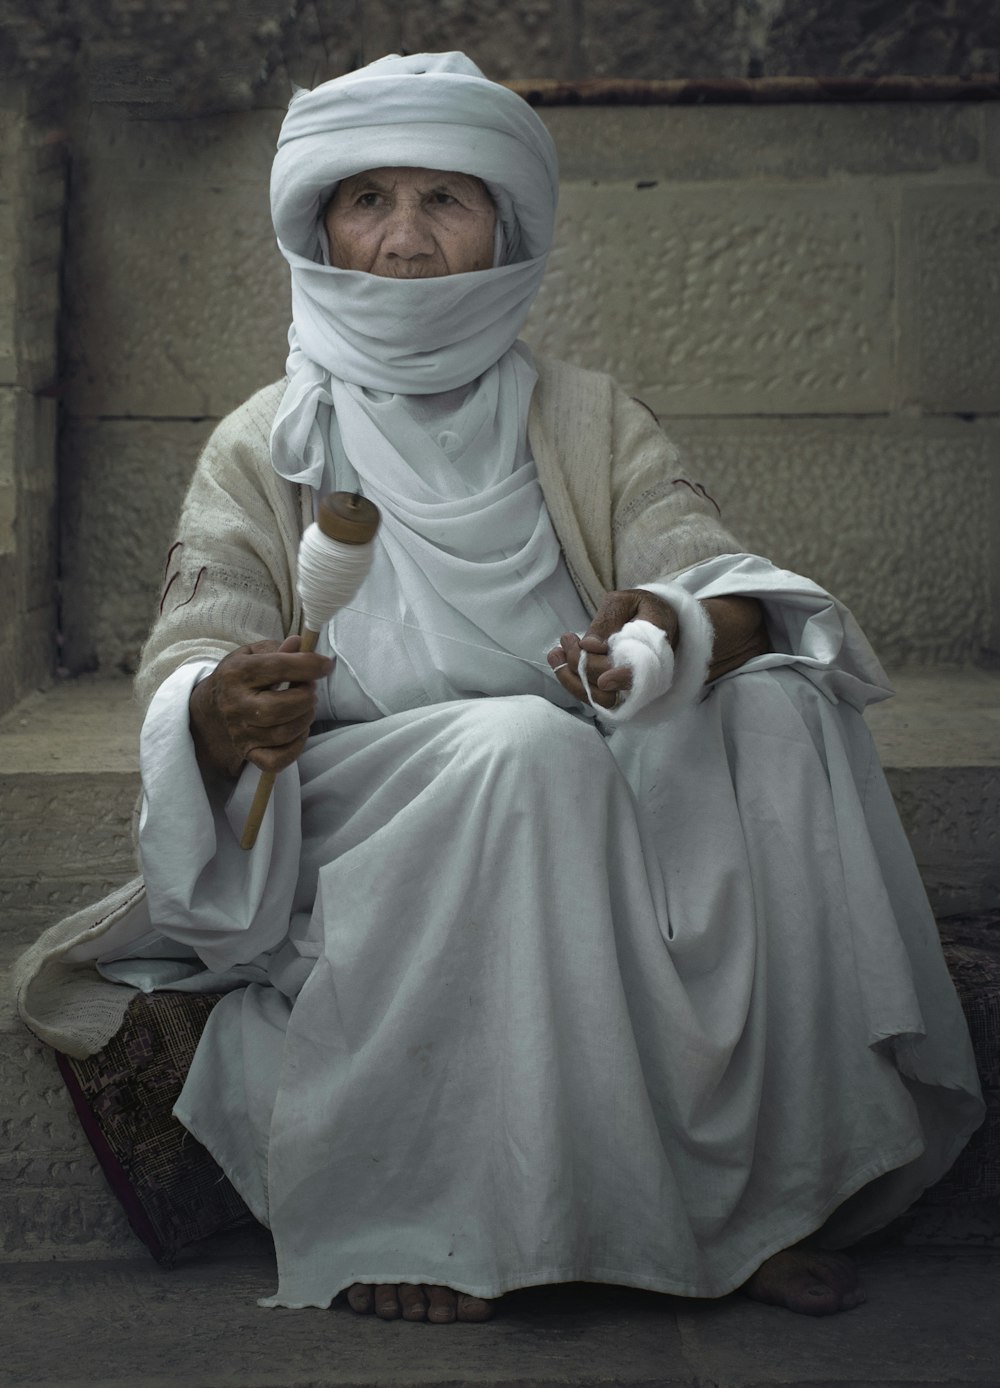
[
  {"x1": 430, "y1": 191, "x2": 458, "y2": 206},
  {"x1": 355, "y1": 191, "x2": 382, "y2": 208}
]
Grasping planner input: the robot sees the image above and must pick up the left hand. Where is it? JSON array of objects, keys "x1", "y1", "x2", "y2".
[{"x1": 547, "y1": 589, "x2": 679, "y2": 711}]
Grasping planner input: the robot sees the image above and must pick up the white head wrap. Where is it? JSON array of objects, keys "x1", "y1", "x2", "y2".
[
  {"x1": 267, "y1": 52, "x2": 589, "y2": 719},
  {"x1": 269, "y1": 52, "x2": 560, "y2": 488}
]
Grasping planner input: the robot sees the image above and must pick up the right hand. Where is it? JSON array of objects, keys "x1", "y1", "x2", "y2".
[{"x1": 188, "y1": 635, "x2": 334, "y2": 781}]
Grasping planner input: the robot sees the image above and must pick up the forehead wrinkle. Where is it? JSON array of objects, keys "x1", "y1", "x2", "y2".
[{"x1": 341, "y1": 169, "x2": 488, "y2": 200}]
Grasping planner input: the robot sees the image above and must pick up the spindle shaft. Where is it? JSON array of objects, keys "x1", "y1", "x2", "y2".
[{"x1": 239, "y1": 491, "x2": 380, "y2": 851}]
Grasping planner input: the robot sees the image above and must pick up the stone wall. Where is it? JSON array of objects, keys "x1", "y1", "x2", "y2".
[
  {"x1": 54, "y1": 96, "x2": 1000, "y2": 676},
  {"x1": 0, "y1": 86, "x2": 65, "y2": 714},
  {"x1": 3, "y1": 1, "x2": 998, "y2": 114}
]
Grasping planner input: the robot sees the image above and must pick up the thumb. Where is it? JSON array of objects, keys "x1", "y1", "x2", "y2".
[
  {"x1": 585, "y1": 591, "x2": 642, "y2": 647},
  {"x1": 277, "y1": 634, "x2": 301, "y2": 653}
]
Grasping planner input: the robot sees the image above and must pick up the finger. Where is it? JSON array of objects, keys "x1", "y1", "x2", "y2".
[
  {"x1": 554, "y1": 635, "x2": 620, "y2": 710},
  {"x1": 398, "y1": 1284, "x2": 429, "y2": 1322},
  {"x1": 595, "y1": 664, "x2": 634, "y2": 694},
  {"x1": 237, "y1": 651, "x2": 334, "y2": 691},
  {"x1": 241, "y1": 685, "x2": 318, "y2": 730},
  {"x1": 244, "y1": 737, "x2": 310, "y2": 774}
]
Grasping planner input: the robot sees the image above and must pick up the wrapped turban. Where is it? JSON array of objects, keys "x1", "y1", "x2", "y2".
[
  {"x1": 268, "y1": 51, "x2": 560, "y2": 429},
  {"x1": 271, "y1": 51, "x2": 558, "y2": 268}
]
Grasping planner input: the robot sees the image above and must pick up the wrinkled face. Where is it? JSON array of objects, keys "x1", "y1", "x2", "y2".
[{"x1": 323, "y1": 166, "x2": 496, "y2": 279}]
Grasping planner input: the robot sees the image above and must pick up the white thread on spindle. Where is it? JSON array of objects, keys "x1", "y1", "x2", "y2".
[{"x1": 297, "y1": 523, "x2": 376, "y2": 632}]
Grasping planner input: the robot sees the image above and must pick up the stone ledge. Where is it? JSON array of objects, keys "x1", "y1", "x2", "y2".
[
  {"x1": 512, "y1": 74, "x2": 1000, "y2": 105},
  {"x1": 1, "y1": 1246, "x2": 999, "y2": 1386}
]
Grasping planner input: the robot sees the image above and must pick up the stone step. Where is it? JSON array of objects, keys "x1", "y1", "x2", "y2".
[
  {"x1": 1, "y1": 671, "x2": 997, "y2": 1262},
  {"x1": 2, "y1": 1242, "x2": 999, "y2": 1388}
]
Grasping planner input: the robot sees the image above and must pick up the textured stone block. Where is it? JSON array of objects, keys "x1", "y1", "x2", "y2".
[
  {"x1": 401, "y1": 0, "x2": 575, "y2": 81},
  {"x1": 0, "y1": 762, "x2": 140, "y2": 966},
  {"x1": 0, "y1": 110, "x2": 22, "y2": 389},
  {"x1": 0, "y1": 1181, "x2": 135, "y2": 1260},
  {"x1": 0, "y1": 105, "x2": 65, "y2": 393},
  {"x1": 762, "y1": 0, "x2": 1000, "y2": 79},
  {"x1": 543, "y1": 103, "x2": 984, "y2": 184},
  {"x1": 0, "y1": 389, "x2": 15, "y2": 554},
  {"x1": 580, "y1": 0, "x2": 755, "y2": 79},
  {"x1": 0, "y1": 385, "x2": 58, "y2": 712},
  {"x1": 885, "y1": 767, "x2": 1000, "y2": 918},
  {"x1": 662, "y1": 416, "x2": 999, "y2": 666},
  {"x1": 900, "y1": 186, "x2": 1000, "y2": 414},
  {"x1": 60, "y1": 418, "x2": 216, "y2": 673},
  {"x1": 527, "y1": 184, "x2": 894, "y2": 414},
  {"x1": 65, "y1": 113, "x2": 288, "y2": 418},
  {"x1": 986, "y1": 106, "x2": 1000, "y2": 179},
  {"x1": 0, "y1": 1033, "x2": 91, "y2": 1154}
]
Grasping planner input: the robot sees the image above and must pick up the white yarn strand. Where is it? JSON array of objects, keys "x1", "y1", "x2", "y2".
[{"x1": 297, "y1": 523, "x2": 376, "y2": 633}]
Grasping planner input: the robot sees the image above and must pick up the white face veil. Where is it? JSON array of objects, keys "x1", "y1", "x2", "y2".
[{"x1": 267, "y1": 52, "x2": 589, "y2": 718}]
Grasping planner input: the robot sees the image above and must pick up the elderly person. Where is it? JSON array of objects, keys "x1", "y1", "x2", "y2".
[{"x1": 16, "y1": 52, "x2": 982, "y2": 1325}]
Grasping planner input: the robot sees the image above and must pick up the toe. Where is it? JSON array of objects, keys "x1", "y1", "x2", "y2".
[
  {"x1": 457, "y1": 1293, "x2": 496, "y2": 1322},
  {"x1": 744, "y1": 1248, "x2": 864, "y2": 1317},
  {"x1": 346, "y1": 1283, "x2": 373, "y2": 1315},
  {"x1": 792, "y1": 1278, "x2": 845, "y2": 1316},
  {"x1": 374, "y1": 1284, "x2": 402, "y2": 1320},
  {"x1": 398, "y1": 1284, "x2": 429, "y2": 1321},
  {"x1": 426, "y1": 1286, "x2": 458, "y2": 1323}
]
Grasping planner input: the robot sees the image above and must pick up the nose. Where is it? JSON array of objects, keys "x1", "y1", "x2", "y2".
[{"x1": 382, "y1": 203, "x2": 435, "y2": 261}]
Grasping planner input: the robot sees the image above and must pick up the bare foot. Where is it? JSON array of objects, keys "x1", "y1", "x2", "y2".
[
  {"x1": 346, "y1": 1283, "x2": 495, "y2": 1323},
  {"x1": 743, "y1": 1247, "x2": 865, "y2": 1316}
]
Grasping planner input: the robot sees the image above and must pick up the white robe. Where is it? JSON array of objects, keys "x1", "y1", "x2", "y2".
[{"x1": 108, "y1": 547, "x2": 984, "y2": 1309}]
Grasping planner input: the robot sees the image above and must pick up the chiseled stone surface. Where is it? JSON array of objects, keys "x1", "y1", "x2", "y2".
[
  {"x1": 2, "y1": 1247, "x2": 1000, "y2": 1387},
  {"x1": 0, "y1": 95, "x2": 64, "y2": 715},
  {"x1": 60, "y1": 417, "x2": 216, "y2": 673},
  {"x1": 527, "y1": 184, "x2": 894, "y2": 415},
  {"x1": 0, "y1": 774, "x2": 139, "y2": 883},
  {"x1": 987, "y1": 105, "x2": 1000, "y2": 179},
  {"x1": 885, "y1": 766, "x2": 1000, "y2": 917},
  {"x1": 401, "y1": 0, "x2": 576, "y2": 81},
  {"x1": 64, "y1": 114, "x2": 287, "y2": 418},
  {"x1": 544, "y1": 101, "x2": 985, "y2": 183},
  {"x1": 0, "y1": 384, "x2": 58, "y2": 714},
  {"x1": 763, "y1": 0, "x2": 1000, "y2": 80},
  {"x1": 663, "y1": 416, "x2": 999, "y2": 666},
  {"x1": 900, "y1": 185, "x2": 1000, "y2": 415},
  {"x1": 0, "y1": 1022, "x2": 137, "y2": 1259},
  {"x1": 580, "y1": 0, "x2": 757, "y2": 79},
  {"x1": 0, "y1": 101, "x2": 65, "y2": 393}
]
